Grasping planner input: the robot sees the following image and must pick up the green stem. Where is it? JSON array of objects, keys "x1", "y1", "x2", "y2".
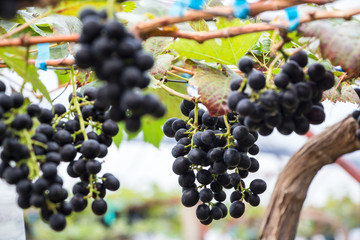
[
  {"x1": 223, "y1": 115, "x2": 233, "y2": 148},
  {"x1": 87, "y1": 174, "x2": 100, "y2": 199},
  {"x1": 166, "y1": 71, "x2": 190, "y2": 82},
  {"x1": 31, "y1": 140, "x2": 48, "y2": 149},
  {"x1": 52, "y1": 101, "x2": 94, "y2": 129},
  {"x1": 22, "y1": 130, "x2": 39, "y2": 179},
  {"x1": 107, "y1": 0, "x2": 116, "y2": 19},
  {"x1": 160, "y1": 83, "x2": 193, "y2": 102},
  {"x1": 194, "y1": 102, "x2": 199, "y2": 128},
  {"x1": 238, "y1": 77, "x2": 247, "y2": 93},
  {"x1": 45, "y1": 198, "x2": 58, "y2": 214},
  {"x1": 70, "y1": 66, "x2": 88, "y2": 142}
]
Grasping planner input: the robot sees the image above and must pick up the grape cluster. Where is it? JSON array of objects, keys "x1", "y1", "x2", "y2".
[
  {"x1": 0, "y1": 0, "x2": 20, "y2": 19},
  {"x1": 228, "y1": 50, "x2": 335, "y2": 136},
  {"x1": 0, "y1": 82, "x2": 120, "y2": 231},
  {"x1": 163, "y1": 100, "x2": 266, "y2": 225},
  {"x1": 75, "y1": 9, "x2": 165, "y2": 132}
]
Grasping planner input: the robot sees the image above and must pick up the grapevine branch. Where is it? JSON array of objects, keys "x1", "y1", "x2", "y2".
[
  {"x1": 259, "y1": 116, "x2": 360, "y2": 239},
  {"x1": 0, "y1": 58, "x2": 75, "y2": 68},
  {"x1": 131, "y1": 0, "x2": 333, "y2": 38},
  {"x1": 142, "y1": 7, "x2": 360, "y2": 42},
  {"x1": 159, "y1": 82, "x2": 194, "y2": 102},
  {"x1": 0, "y1": 34, "x2": 79, "y2": 47},
  {"x1": 171, "y1": 65, "x2": 195, "y2": 75},
  {"x1": 0, "y1": 1, "x2": 349, "y2": 48}
]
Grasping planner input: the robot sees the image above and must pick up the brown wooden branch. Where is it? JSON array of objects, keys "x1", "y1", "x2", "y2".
[
  {"x1": 0, "y1": 58, "x2": 75, "y2": 68},
  {"x1": 0, "y1": 2, "x2": 354, "y2": 47},
  {"x1": 171, "y1": 65, "x2": 195, "y2": 75},
  {"x1": 259, "y1": 115, "x2": 360, "y2": 240},
  {"x1": 132, "y1": 0, "x2": 333, "y2": 38},
  {"x1": 0, "y1": 34, "x2": 79, "y2": 47},
  {"x1": 144, "y1": 7, "x2": 360, "y2": 42}
]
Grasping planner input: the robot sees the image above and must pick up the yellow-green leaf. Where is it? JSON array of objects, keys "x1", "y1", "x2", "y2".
[
  {"x1": 189, "y1": 19, "x2": 209, "y2": 32},
  {"x1": 57, "y1": 1, "x2": 137, "y2": 16},
  {"x1": 170, "y1": 18, "x2": 262, "y2": 65},
  {"x1": 142, "y1": 116, "x2": 165, "y2": 148},
  {"x1": 0, "y1": 47, "x2": 51, "y2": 103}
]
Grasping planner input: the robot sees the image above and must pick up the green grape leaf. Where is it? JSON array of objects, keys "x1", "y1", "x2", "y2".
[
  {"x1": 55, "y1": 70, "x2": 71, "y2": 85},
  {"x1": 252, "y1": 32, "x2": 272, "y2": 54},
  {"x1": 0, "y1": 20, "x2": 17, "y2": 33},
  {"x1": 299, "y1": 20, "x2": 360, "y2": 78},
  {"x1": 36, "y1": 14, "x2": 82, "y2": 35},
  {"x1": 121, "y1": 1, "x2": 137, "y2": 12},
  {"x1": 57, "y1": 1, "x2": 137, "y2": 16},
  {"x1": 144, "y1": 37, "x2": 172, "y2": 57},
  {"x1": 113, "y1": 117, "x2": 165, "y2": 149},
  {"x1": 148, "y1": 81, "x2": 187, "y2": 119},
  {"x1": 0, "y1": 47, "x2": 51, "y2": 103},
  {"x1": 125, "y1": 126, "x2": 141, "y2": 140},
  {"x1": 0, "y1": 24, "x2": 7, "y2": 34},
  {"x1": 150, "y1": 54, "x2": 175, "y2": 80},
  {"x1": 15, "y1": 10, "x2": 50, "y2": 36},
  {"x1": 189, "y1": 19, "x2": 209, "y2": 32},
  {"x1": 185, "y1": 60, "x2": 233, "y2": 117},
  {"x1": 36, "y1": 14, "x2": 82, "y2": 57},
  {"x1": 142, "y1": 116, "x2": 165, "y2": 148},
  {"x1": 113, "y1": 123, "x2": 124, "y2": 148},
  {"x1": 207, "y1": 0, "x2": 224, "y2": 6},
  {"x1": 170, "y1": 18, "x2": 262, "y2": 65}
]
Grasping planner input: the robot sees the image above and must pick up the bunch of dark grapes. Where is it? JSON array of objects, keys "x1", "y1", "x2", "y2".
[
  {"x1": 163, "y1": 99, "x2": 267, "y2": 225},
  {"x1": 75, "y1": 9, "x2": 165, "y2": 132},
  {"x1": 0, "y1": 0, "x2": 21, "y2": 19},
  {"x1": 228, "y1": 50, "x2": 335, "y2": 136},
  {"x1": 0, "y1": 82, "x2": 120, "y2": 231},
  {"x1": 63, "y1": 88, "x2": 120, "y2": 220},
  {"x1": 0, "y1": 0, "x2": 46, "y2": 19}
]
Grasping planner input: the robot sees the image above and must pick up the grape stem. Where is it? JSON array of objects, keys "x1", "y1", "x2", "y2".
[
  {"x1": 86, "y1": 174, "x2": 100, "y2": 199},
  {"x1": 70, "y1": 66, "x2": 88, "y2": 141},
  {"x1": 166, "y1": 71, "x2": 190, "y2": 82},
  {"x1": 51, "y1": 99, "x2": 93, "y2": 130},
  {"x1": 171, "y1": 66, "x2": 195, "y2": 76},
  {"x1": 193, "y1": 102, "x2": 199, "y2": 128},
  {"x1": 107, "y1": 0, "x2": 116, "y2": 20},
  {"x1": 31, "y1": 140, "x2": 48, "y2": 149},
  {"x1": 22, "y1": 130, "x2": 40, "y2": 179},
  {"x1": 159, "y1": 81, "x2": 193, "y2": 102},
  {"x1": 223, "y1": 114, "x2": 234, "y2": 149}
]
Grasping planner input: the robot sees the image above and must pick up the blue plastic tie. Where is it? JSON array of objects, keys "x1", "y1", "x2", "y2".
[
  {"x1": 335, "y1": 66, "x2": 344, "y2": 72},
  {"x1": 233, "y1": 0, "x2": 250, "y2": 19},
  {"x1": 285, "y1": 6, "x2": 300, "y2": 32},
  {"x1": 189, "y1": 0, "x2": 204, "y2": 10},
  {"x1": 35, "y1": 43, "x2": 50, "y2": 71},
  {"x1": 169, "y1": 0, "x2": 190, "y2": 17},
  {"x1": 104, "y1": 205, "x2": 117, "y2": 226}
]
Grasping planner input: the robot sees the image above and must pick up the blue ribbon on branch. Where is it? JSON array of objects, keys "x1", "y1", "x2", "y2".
[
  {"x1": 170, "y1": 0, "x2": 205, "y2": 17},
  {"x1": 189, "y1": 0, "x2": 205, "y2": 10},
  {"x1": 233, "y1": 0, "x2": 250, "y2": 19},
  {"x1": 35, "y1": 43, "x2": 50, "y2": 71},
  {"x1": 285, "y1": 6, "x2": 300, "y2": 32}
]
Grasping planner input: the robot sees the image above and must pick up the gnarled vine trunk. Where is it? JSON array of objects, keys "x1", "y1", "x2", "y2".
[{"x1": 260, "y1": 116, "x2": 360, "y2": 240}]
